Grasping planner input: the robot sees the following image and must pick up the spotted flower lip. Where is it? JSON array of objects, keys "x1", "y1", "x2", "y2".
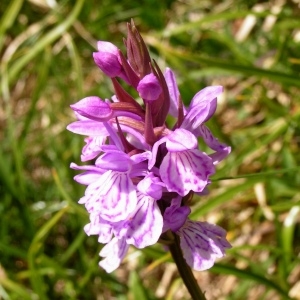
[
  {"x1": 68, "y1": 22, "x2": 231, "y2": 273},
  {"x1": 178, "y1": 220, "x2": 232, "y2": 271}
]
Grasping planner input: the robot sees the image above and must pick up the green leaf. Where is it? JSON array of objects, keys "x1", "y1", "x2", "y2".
[{"x1": 211, "y1": 264, "x2": 291, "y2": 299}]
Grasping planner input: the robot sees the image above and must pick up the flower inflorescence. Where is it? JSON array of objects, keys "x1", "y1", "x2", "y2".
[{"x1": 67, "y1": 21, "x2": 231, "y2": 273}]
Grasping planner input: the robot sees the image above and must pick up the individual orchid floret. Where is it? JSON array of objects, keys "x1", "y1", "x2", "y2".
[
  {"x1": 137, "y1": 73, "x2": 162, "y2": 101},
  {"x1": 80, "y1": 145, "x2": 151, "y2": 223},
  {"x1": 164, "y1": 67, "x2": 231, "y2": 164},
  {"x1": 80, "y1": 151, "x2": 135, "y2": 222},
  {"x1": 150, "y1": 128, "x2": 215, "y2": 196},
  {"x1": 163, "y1": 196, "x2": 231, "y2": 271}
]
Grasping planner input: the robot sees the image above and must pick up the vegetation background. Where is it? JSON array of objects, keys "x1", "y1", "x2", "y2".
[{"x1": 1, "y1": 0, "x2": 300, "y2": 299}]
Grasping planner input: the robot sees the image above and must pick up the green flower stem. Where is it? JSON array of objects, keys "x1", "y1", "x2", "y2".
[{"x1": 169, "y1": 234, "x2": 206, "y2": 300}]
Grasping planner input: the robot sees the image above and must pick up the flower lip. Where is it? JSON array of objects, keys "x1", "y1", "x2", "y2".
[{"x1": 178, "y1": 220, "x2": 232, "y2": 271}]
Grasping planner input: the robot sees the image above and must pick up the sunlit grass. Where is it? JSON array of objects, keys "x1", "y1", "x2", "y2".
[{"x1": 1, "y1": 0, "x2": 300, "y2": 299}]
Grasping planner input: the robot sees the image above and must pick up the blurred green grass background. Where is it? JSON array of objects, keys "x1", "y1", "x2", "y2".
[{"x1": 1, "y1": 0, "x2": 300, "y2": 299}]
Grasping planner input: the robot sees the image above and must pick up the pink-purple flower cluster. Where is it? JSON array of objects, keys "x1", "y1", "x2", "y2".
[{"x1": 67, "y1": 22, "x2": 231, "y2": 273}]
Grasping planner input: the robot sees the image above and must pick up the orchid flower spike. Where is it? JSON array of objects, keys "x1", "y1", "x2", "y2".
[{"x1": 67, "y1": 20, "x2": 231, "y2": 274}]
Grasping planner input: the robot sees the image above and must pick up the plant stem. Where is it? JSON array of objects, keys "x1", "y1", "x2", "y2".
[{"x1": 169, "y1": 234, "x2": 206, "y2": 300}]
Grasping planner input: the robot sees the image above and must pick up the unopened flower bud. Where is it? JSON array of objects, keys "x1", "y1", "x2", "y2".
[
  {"x1": 93, "y1": 41, "x2": 122, "y2": 77},
  {"x1": 137, "y1": 73, "x2": 162, "y2": 101}
]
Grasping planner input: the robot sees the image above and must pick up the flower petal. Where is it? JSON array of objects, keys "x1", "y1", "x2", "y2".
[
  {"x1": 99, "y1": 237, "x2": 129, "y2": 273},
  {"x1": 84, "y1": 212, "x2": 113, "y2": 243},
  {"x1": 70, "y1": 162, "x2": 104, "y2": 185},
  {"x1": 81, "y1": 136, "x2": 106, "y2": 161},
  {"x1": 163, "y1": 195, "x2": 191, "y2": 232},
  {"x1": 165, "y1": 128, "x2": 198, "y2": 151},
  {"x1": 181, "y1": 102, "x2": 210, "y2": 132},
  {"x1": 67, "y1": 120, "x2": 109, "y2": 136},
  {"x1": 74, "y1": 171, "x2": 103, "y2": 185},
  {"x1": 84, "y1": 170, "x2": 138, "y2": 222},
  {"x1": 178, "y1": 220, "x2": 231, "y2": 271},
  {"x1": 194, "y1": 125, "x2": 231, "y2": 164},
  {"x1": 180, "y1": 86, "x2": 223, "y2": 131},
  {"x1": 96, "y1": 150, "x2": 132, "y2": 172},
  {"x1": 189, "y1": 86, "x2": 223, "y2": 122},
  {"x1": 137, "y1": 173, "x2": 165, "y2": 199},
  {"x1": 164, "y1": 68, "x2": 181, "y2": 116},
  {"x1": 160, "y1": 149, "x2": 215, "y2": 196},
  {"x1": 114, "y1": 192, "x2": 163, "y2": 248},
  {"x1": 70, "y1": 97, "x2": 113, "y2": 121}
]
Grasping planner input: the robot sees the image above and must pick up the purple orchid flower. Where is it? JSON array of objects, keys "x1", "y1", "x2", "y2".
[{"x1": 67, "y1": 22, "x2": 231, "y2": 274}]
